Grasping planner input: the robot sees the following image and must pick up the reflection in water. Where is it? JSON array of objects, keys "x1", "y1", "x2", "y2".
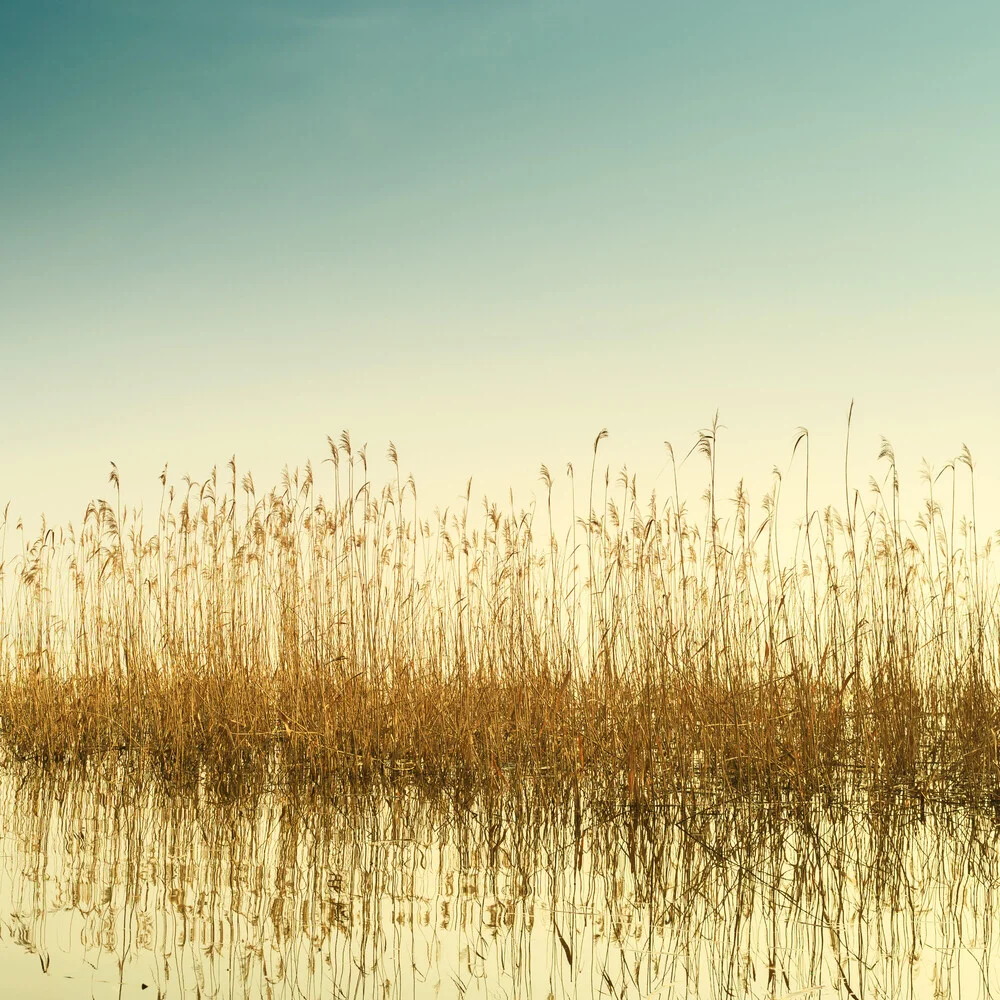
[{"x1": 1, "y1": 766, "x2": 999, "y2": 998}]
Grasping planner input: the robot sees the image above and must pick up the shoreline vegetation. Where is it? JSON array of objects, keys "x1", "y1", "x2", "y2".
[{"x1": 2, "y1": 418, "x2": 999, "y2": 807}]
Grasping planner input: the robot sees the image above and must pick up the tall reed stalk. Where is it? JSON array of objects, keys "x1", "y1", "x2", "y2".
[{"x1": 1, "y1": 426, "x2": 998, "y2": 805}]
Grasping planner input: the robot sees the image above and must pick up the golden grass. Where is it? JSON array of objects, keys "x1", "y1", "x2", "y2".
[{"x1": 2, "y1": 420, "x2": 999, "y2": 805}]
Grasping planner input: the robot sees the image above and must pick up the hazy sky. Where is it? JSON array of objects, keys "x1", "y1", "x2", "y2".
[{"x1": 3, "y1": 1, "x2": 999, "y2": 532}]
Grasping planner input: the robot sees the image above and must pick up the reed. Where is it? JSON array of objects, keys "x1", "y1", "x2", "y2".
[{"x1": 1, "y1": 421, "x2": 999, "y2": 806}]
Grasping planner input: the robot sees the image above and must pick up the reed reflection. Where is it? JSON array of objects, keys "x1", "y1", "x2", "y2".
[{"x1": 1, "y1": 767, "x2": 998, "y2": 998}]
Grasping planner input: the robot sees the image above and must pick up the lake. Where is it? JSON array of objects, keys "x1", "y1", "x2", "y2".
[{"x1": 1, "y1": 763, "x2": 996, "y2": 999}]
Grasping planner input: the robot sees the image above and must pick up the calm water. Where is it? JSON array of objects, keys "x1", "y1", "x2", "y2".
[{"x1": 1, "y1": 766, "x2": 998, "y2": 999}]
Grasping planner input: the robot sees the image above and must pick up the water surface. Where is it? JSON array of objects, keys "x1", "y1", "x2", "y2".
[{"x1": 2, "y1": 767, "x2": 997, "y2": 998}]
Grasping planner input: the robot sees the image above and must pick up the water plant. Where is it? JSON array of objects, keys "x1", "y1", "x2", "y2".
[{"x1": 1, "y1": 417, "x2": 998, "y2": 806}]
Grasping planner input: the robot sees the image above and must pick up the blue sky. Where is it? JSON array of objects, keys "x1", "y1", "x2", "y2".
[{"x1": 3, "y1": 1, "x2": 1000, "y2": 529}]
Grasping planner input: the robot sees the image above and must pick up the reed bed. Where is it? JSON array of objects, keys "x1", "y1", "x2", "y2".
[{"x1": 2, "y1": 422, "x2": 999, "y2": 805}]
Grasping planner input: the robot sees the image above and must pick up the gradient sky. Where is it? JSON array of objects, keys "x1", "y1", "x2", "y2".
[{"x1": 3, "y1": 1, "x2": 1000, "y2": 533}]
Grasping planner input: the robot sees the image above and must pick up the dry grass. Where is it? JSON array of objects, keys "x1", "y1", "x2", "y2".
[{"x1": 2, "y1": 420, "x2": 999, "y2": 805}]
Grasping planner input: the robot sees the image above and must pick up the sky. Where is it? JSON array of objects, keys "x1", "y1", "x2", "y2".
[{"x1": 2, "y1": 1, "x2": 1000, "y2": 538}]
